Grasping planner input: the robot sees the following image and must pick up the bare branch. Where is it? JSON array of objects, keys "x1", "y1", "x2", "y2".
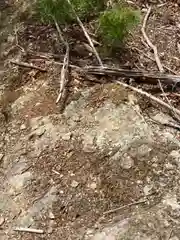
[
  {"x1": 56, "y1": 44, "x2": 70, "y2": 103},
  {"x1": 53, "y1": 18, "x2": 70, "y2": 104},
  {"x1": 14, "y1": 227, "x2": 44, "y2": 234},
  {"x1": 115, "y1": 80, "x2": 180, "y2": 117},
  {"x1": 66, "y1": 0, "x2": 103, "y2": 67},
  {"x1": 103, "y1": 200, "x2": 146, "y2": 215},
  {"x1": 141, "y1": 7, "x2": 163, "y2": 73},
  {"x1": 10, "y1": 60, "x2": 47, "y2": 72}
]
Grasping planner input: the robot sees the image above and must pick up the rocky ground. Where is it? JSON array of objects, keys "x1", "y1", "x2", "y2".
[{"x1": 1, "y1": 1, "x2": 180, "y2": 239}]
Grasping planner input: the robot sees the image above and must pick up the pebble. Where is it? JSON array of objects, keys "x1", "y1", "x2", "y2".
[
  {"x1": 35, "y1": 128, "x2": 46, "y2": 137},
  {"x1": 143, "y1": 185, "x2": 153, "y2": 196},
  {"x1": 47, "y1": 227, "x2": 53, "y2": 234},
  {"x1": 71, "y1": 180, "x2": 79, "y2": 188},
  {"x1": 20, "y1": 124, "x2": 26, "y2": 130},
  {"x1": 49, "y1": 211, "x2": 55, "y2": 220},
  {"x1": 62, "y1": 132, "x2": 72, "y2": 141},
  {"x1": 165, "y1": 162, "x2": 174, "y2": 170},
  {"x1": 120, "y1": 154, "x2": 134, "y2": 169},
  {"x1": 89, "y1": 182, "x2": 97, "y2": 189}
]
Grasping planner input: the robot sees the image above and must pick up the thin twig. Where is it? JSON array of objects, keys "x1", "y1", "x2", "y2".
[
  {"x1": 56, "y1": 43, "x2": 69, "y2": 103},
  {"x1": 167, "y1": 229, "x2": 173, "y2": 240},
  {"x1": 66, "y1": 0, "x2": 103, "y2": 67},
  {"x1": 14, "y1": 26, "x2": 25, "y2": 53},
  {"x1": 141, "y1": 8, "x2": 180, "y2": 121},
  {"x1": 141, "y1": 6, "x2": 164, "y2": 72},
  {"x1": 52, "y1": 61, "x2": 81, "y2": 70},
  {"x1": 53, "y1": 17, "x2": 66, "y2": 44},
  {"x1": 149, "y1": 117, "x2": 180, "y2": 131},
  {"x1": 115, "y1": 80, "x2": 180, "y2": 117},
  {"x1": 53, "y1": 18, "x2": 70, "y2": 104},
  {"x1": 10, "y1": 60, "x2": 47, "y2": 72},
  {"x1": 52, "y1": 169, "x2": 61, "y2": 175},
  {"x1": 103, "y1": 200, "x2": 146, "y2": 215},
  {"x1": 133, "y1": 47, "x2": 177, "y2": 74},
  {"x1": 14, "y1": 227, "x2": 44, "y2": 234},
  {"x1": 28, "y1": 51, "x2": 63, "y2": 60}
]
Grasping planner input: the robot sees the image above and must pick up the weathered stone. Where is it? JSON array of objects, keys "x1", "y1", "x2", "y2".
[{"x1": 120, "y1": 153, "x2": 134, "y2": 170}]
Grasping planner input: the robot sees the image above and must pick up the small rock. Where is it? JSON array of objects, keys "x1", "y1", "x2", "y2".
[
  {"x1": 29, "y1": 128, "x2": 46, "y2": 139},
  {"x1": 89, "y1": 182, "x2": 97, "y2": 190},
  {"x1": 62, "y1": 132, "x2": 72, "y2": 141},
  {"x1": 163, "y1": 194, "x2": 180, "y2": 210},
  {"x1": 35, "y1": 128, "x2": 46, "y2": 137},
  {"x1": 0, "y1": 217, "x2": 5, "y2": 226},
  {"x1": 165, "y1": 162, "x2": 174, "y2": 170},
  {"x1": 71, "y1": 180, "x2": 79, "y2": 188},
  {"x1": 47, "y1": 226, "x2": 53, "y2": 234},
  {"x1": 137, "y1": 144, "x2": 152, "y2": 157},
  {"x1": 49, "y1": 211, "x2": 55, "y2": 220},
  {"x1": 120, "y1": 153, "x2": 134, "y2": 170},
  {"x1": 141, "y1": 8, "x2": 148, "y2": 13},
  {"x1": 176, "y1": 23, "x2": 180, "y2": 29},
  {"x1": 137, "y1": 180, "x2": 143, "y2": 185},
  {"x1": 83, "y1": 135, "x2": 96, "y2": 153},
  {"x1": 143, "y1": 185, "x2": 153, "y2": 196},
  {"x1": 163, "y1": 219, "x2": 170, "y2": 227},
  {"x1": 20, "y1": 124, "x2": 26, "y2": 130}
]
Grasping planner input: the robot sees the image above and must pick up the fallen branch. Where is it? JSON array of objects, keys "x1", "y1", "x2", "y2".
[
  {"x1": 10, "y1": 60, "x2": 47, "y2": 72},
  {"x1": 56, "y1": 44, "x2": 69, "y2": 103},
  {"x1": 141, "y1": 7, "x2": 180, "y2": 120},
  {"x1": 133, "y1": 47, "x2": 177, "y2": 74},
  {"x1": 66, "y1": 0, "x2": 103, "y2": 67},
  {"x1": 28, "y1": 51, "x2": 63, "y2": 60},
  {"x1": 115, "y1": 80, "x2": 180, "y2": 117},
  {"x1": 141, "y1": 7, "x2": 163, "y2": 72},
  {"x1": 84, "y1": 66, "x2": 180, "y2": 86},
  {"x1": 53, "y1": 19, "x2": 70, "y2": 104},
  {"x1": 103, "y1": 200, "x2": 146, "y2": 215},
  {"x1": 14, "y1": 227, "x2": 44, "y2": 234}
]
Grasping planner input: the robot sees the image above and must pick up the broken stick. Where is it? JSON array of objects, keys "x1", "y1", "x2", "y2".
[
  {"x1": 103, "y1": 200, "x2": 146, "y2": 215},
  {"x1": 141, "y1": 7, "x2": 180, "y2": 120},
  {"x1": 53, "y1": 18, "x2": 70, "y2": 104},
  {"x1": 84, "y1": 66, "x2": 180, "y2": 86},
  {"x1": 141, "y1": 6, "x2": 164, "y2": 73},
  {"x1": 115, "y1": 80, "x2": 180, "y2": 117},
  {"x1": 66, "y1": 0, "x2": 103, "y2": 67},
  {"x1": 14, "y1": 227, "x2": 44, "y2": 234},
  {"x1": 10, "y1": 60, "x2": 47, "y2": 72}
]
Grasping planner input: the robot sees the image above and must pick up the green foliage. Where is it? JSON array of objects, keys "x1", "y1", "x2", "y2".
[
  {"x1": 36, "y1": 0, "x2": 105, "y2": 23},
  {"x1": 98, "y1": 4, "x2": 140, "y2": 49}
]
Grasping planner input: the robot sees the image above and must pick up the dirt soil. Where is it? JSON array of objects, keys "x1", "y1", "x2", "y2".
[{"x1": 1, "y1": 1, "x2": 180, "y2": 240}]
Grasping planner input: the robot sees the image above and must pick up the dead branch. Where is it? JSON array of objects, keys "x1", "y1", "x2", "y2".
[
  {"x1": 66, "y1": 0, "x2": 103, "y2": 67},
  {"x1": 53, "y1": 18, "x2": 70, "y2": 104},
  {"x1": 115, "y1": 80, "x2": 180, "y2": 117},
  {"x1": 103, "y1": 200, "x2": 146, "y2": 215},
  {"x1": 84, "y1": 66, "x2": 180, "y2": 86},
  {"x1": 141, "y1": 6, "x2": 164, "y2": 72},
  {"x1": 133, "y1": 47, "x2": 177, "y2": 74},
  {"x1": 56, "y1": 44, "x2": 70, "y2": 103},
  {"x1": 141, "y1": 8, "x2": 180, "y2": 120},
  {"x1": 14, "y1": 227, "x2": 44, "y2": 234},
  {"x1": 10, "y1": 60, "x2": 47, "y2": 72},
  {"x1": 28, "y1": 51, "x2": 63, "y2": 60}
]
